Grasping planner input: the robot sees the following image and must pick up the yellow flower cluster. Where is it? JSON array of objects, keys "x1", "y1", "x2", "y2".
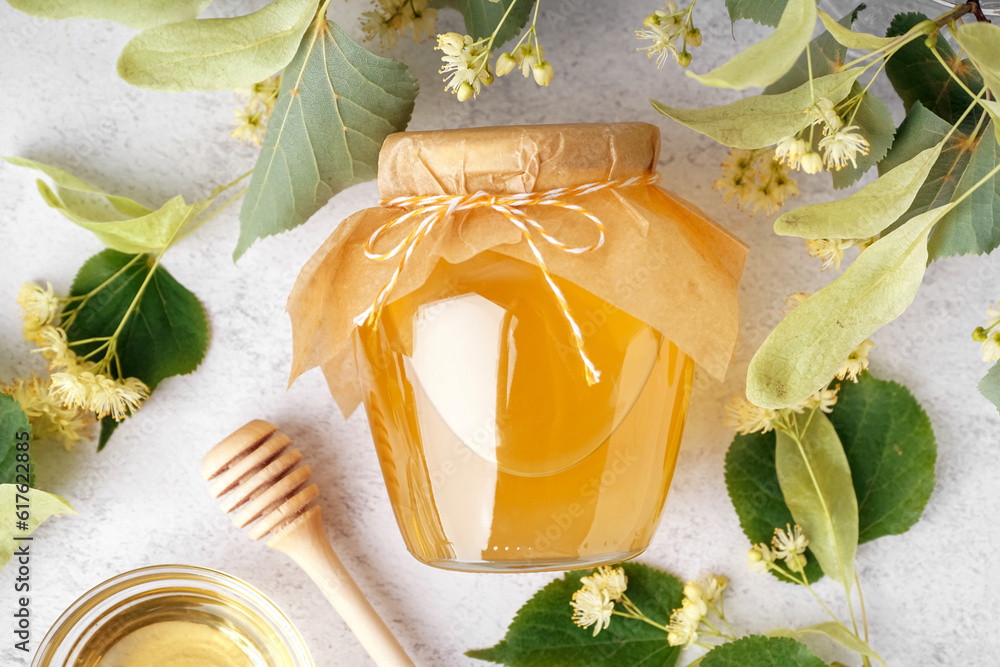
[
  {"x1": 713, "y1": 149, "x2": 799, "y2": 216},
  {"x1": 774, "y1": 97, "x2": 871, "y2": 174},
  {"x1": 973, "y1": 302, "x2": 1000, "y2": 363},
  {"x1": 570, "y1": 566, "x2": 626, "y2": 636},
  {"x1": 636, "y1": 1, "x2": 702, "y2": 70},
  {"x1": 804, "y1": 236, "x2": 876, "y2": 272},
  {"x1": 232, "y1": 74, "x2": 281, "y2": 147},
  {"x1": 361, "y1": 0, "x2": 438, "y2": 50},
  {"x1": 435, "y1": 27, "x2": 553, "y2": 102},
  {"x1": 748, "y1": 524, "x2": 809, "y2": 574},
  {"x1": 11, "y1": 282, "x2": 150, "y2": 447},
  {"x1": 667, "y1": 573, "x2": 727, "y2": 647}
]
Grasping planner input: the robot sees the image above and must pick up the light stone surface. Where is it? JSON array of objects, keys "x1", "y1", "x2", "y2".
[{"x1": 1, "y1": 1, "x2": 998, "y2": 666}]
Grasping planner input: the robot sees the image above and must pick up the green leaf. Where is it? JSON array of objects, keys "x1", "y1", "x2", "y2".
[
  {"x1": 724, "y1": 430, "x2": 824, "y2": 585},
  {"x1": 725, "y1": 0, "x2": 789, "y2": 27},
  {"x1": 768, "y1": 623, "x2": 885, "y2": 665},
  {"x1": 955, "y1": 22, "x2": 1000, "y2": 97},
  {"x1": 688, "y1": 0, "x2": 817, "y2": 90},
  {"x1": 775, "y1": 412, "x2": 858, "y2": 589},
  {"x1": 817, "y1": 8, "x2": 896, "y2": 51},
  {"x1": 878, "y1": 101, "x2": 1000, "y2": 260},
  {"x1": 774, "y1": 140, "x2": 944, "y2": 238},
  {"x1": 429, "y1": 0, "x2": 535, "y2": 47},
  {"x1": 5, "y1": 157, "x2": 212, "y2": 254},
  {"x1": 747, "y1": 203, "x2": 955, "y2": 408},
  {"x1": 701, "y1": 635, "x2": 827, "y2": 667},
  {"x1": 979, "y1": 363, "x2": 1000, "y2": 414},
  {"x1": 829, "y1": 375, "x2": 935, "y2": 542},
  {"x1": 116, "y1": 0, "x2": 316, "y2": 92},
  {"x1": 466, "y1": 563, "x2": 683, "y2": 666},
  {"x1": 0, "y1": 395, "x2": 32, "y2": 487},
  {"x1": 652, "y1": 69, "x2": 861, "y2": 149},
  {"x1": 763, "y1": 6, "x2": 895, "y2": 188},
  {"x1": 6, "y1": 0, "x2": 211, "y2": 29},
  {"x1": 884, "y1": 12, "x2": 985, "y2": 134},
  {"x1": 727, "y1": 374, "x2": 937, "y2": 583},
  {"x1": 64, "y1": 249, "x2": 209, "y2": 450},
  {"x1": 0, "y1": 485, "x2": 75, "y2": 569},
  {"x1": 236, "y1": 20, "x2": 417, "y2": 259}
]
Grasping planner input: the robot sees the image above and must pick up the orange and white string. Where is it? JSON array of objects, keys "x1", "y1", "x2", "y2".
[{"x1": 356, "y1": 172, "x2": 660, "y2": 386}]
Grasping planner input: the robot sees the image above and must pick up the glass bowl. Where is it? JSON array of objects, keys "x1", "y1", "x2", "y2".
[{"x1": 32, "y1": 564, "x2": 313, "y2": 667}]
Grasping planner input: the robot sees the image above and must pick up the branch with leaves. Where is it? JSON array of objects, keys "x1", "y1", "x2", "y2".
[{"x1": 648, "y1": 0, "x2": 1000, "y2": 414}]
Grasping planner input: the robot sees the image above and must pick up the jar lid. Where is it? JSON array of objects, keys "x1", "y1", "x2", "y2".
[{"x1": 377, "y1": 122, "x2": 660, "y2": 199}]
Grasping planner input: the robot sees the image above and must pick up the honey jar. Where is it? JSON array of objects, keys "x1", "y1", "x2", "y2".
[{"x1": 288, "y1": 123, "x2": 747, "y2": 572}]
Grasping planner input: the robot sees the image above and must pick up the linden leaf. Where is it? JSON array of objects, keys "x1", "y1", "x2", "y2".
[
  {"x1": 117, "y1": 0, "x2": 317, "y2": 92},
  {"x1": 817, "y1": 8, "x2": 896, "y2": 51},
  {"x1": 466, "y1": 563, "x2": 683, "y2": 666},
  {"x1": 429, "y1": 0, "x2": 535, "y2": 47},
  {"x1": 885, "y1": 12, "x2": 985, "y2": 134},
  {"x1": 978, "y1": 363, "x2": 1000, "y2": 415},
  {"x1": 748, "y1": 203, "x2": 955, "y2": 408},
  {"x1": 4, "y1": 157, "x2": 217, "y2": 254},
  {"x1": 700, "y1": 636, "x2": 826, "y2": 667},
  {"x1": 0, "y1": 395, "x2": 32, "y2": 487},
  {"x1": 652, "y1": 69, "x2": 861, "y2": 149},
  {"x1": 724, "y1": 0, "x2": 789, "y2": 27},
  {"x1": 236, "y1": 20, "x2": 417, "y2": 259},
  {"x1": 768, "y1": 624, "x2": 885, "y2": 665},
  {"x1": 0, "y1": 485, "x2": 76, "y2": 570},
  {"x1": 6, "y1": 0, "x2": 211, "y2": 29},
  {"x1": 878, "y1": 101, "x2": 1000, "y2": 260},
  {"x1": 688, "y1": 0, "x2": 817, "y2": 90},
  {"x1": 775, "y1": 411, "x2": 858, "y2": 589},
  {"x1": 64, "y1": 250, "x2": 209, "y2": 450},
  {"x1": 774, "y1": 139, "x2": 944, "y2": 238}
]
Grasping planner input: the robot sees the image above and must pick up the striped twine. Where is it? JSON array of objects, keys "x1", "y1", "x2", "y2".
[{"x1": 356, "y1": 172, "x2": 659, "y2": 386}]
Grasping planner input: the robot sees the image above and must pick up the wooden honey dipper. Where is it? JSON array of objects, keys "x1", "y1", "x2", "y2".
[{"x1": 202, "y1": 419, "x2": 414, "y2": 667}]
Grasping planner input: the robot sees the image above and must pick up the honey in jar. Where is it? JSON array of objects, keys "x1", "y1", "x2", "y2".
[{"x1": 288, "y1": 123, "x2": 747, "y2": 572}]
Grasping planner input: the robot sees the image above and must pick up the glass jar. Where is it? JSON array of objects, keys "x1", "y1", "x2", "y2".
[
  {"x1": 355, "y1": 251, "x2": 695, "y2": 571},
  {"x1": 287, "y1": 122, "x2": 746, "y2": 574},
  {"x1": 32, "y1": 565, "x2": 313, "y2": 667}
]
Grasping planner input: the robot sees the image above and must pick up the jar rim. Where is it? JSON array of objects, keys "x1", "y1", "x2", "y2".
[
  {"x1": 377, "y1": 122, "x2": 660, "y2": 199},
  {"x1": 32, "y1": 564, "x2": 313, "y2": 667}
]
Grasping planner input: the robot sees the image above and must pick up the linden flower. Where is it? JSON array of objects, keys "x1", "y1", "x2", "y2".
[
  {"x1": 232, "y1": 106, "x2": 266, "y2": 146},
  {"x1": 666, "y1": 598, "x2": 703, "y2": 646},
  {"x1": 683, "y1": 573, "x2": 727, "y2": 618},
  {"x1": 811, "y1": 97, "x2": 844, "y2": 133},
  {"x1": 808, "y1": 385, "x2": 840, "y2": 414},
  {"x1": 820, "y1": 125, "x2": 871, "y2": 171},
  {"x1": 34, "y1": 324, "x2": 70, "y2": 364},
  {"x1": 570, "y1": 587, "x2": 614, "y2": 637},
  {"x1": 772, "y1": 524, "x2": 809, "y2": 561},
  {"x1": 2, "y1": 375, "x2": 92, "y2": 450},
  {"x1": 836, "y1": 339, "x2": 875, "y2": 382},
  {"x1": 17, "y1": 281, "x2": 60, "y2": 341},
  {"x1": 580, "y1": 566, "x2": 628, "y2": 601},
  {"x1": 784, "y1": 291, "x2": 811, "y2": 315},
  {"x1": 982, "y1": 331, "x2": 1000, "y2": 363},
  {"x1": 805, "y1": 237, "x2": 856, "y2": 271},
  {"x1": 408, "y1": 5, "x2": 438, "y2": 43},
  {"x1": 236, "y1": 75, "x2": 280, "y2": 113},
  {"x1": 774, "y1": 135, "x2": 809, "y2": 170},
  {"x1": 725, "y1": 395, "x2": 776, "y2": 435},
  {"x1": 748, "y1": 544, "x2": 774, "y2": 573},
  {"x1": 437, "y1": 33, "x2": 492, "y2": 100},
  {"x1": 747, "y1": 159, "x2": 798, "y2": 215},
  {"x1": 986, "y1": 302, "x2": 1000, "y2": 330},
  {"x1": 513, "y1": 43, "x2": 543, "y2": 78}
]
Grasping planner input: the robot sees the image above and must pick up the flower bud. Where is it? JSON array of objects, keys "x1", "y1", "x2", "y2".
[
  {"x1": 436, "y1": 32, "x2": 466, "y2": 55},
  {"x1": 479, "y1": 68, "x2": 494, "y2": 86},
  {"x1": 643, "y1": 13, "x2": 660, "y2": 28},
  {"x1": 496, "y1": 52, "x2": 517, "y2": 76},
  {"x1": 532, "y1": 60, "x2": 554, "y2": 86},
  {"x1": 686, "y1": 27, "x2": 702, "y2": 47},
  {"x1": 456, "y1": 81, "x2": 475, "y2": 102},
  {"x1": 677, "y1": 51, "x2": 692, "y2": 67},
  {"x1": 800, "y1": 152, "x2": 824, "y2": 174},
  {"x1": 973, "y1": 326, "x2": 989, "y2": 342}
]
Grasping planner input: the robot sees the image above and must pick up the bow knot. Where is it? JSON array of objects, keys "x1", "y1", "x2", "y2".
[{"x1": 357, "y1": 173, "x2": 660, "y2": 386}]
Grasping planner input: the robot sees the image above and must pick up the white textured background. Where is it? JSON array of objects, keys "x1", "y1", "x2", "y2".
[{"x1": 1, "y1": 1, "x2": 998, "y2": 665}]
